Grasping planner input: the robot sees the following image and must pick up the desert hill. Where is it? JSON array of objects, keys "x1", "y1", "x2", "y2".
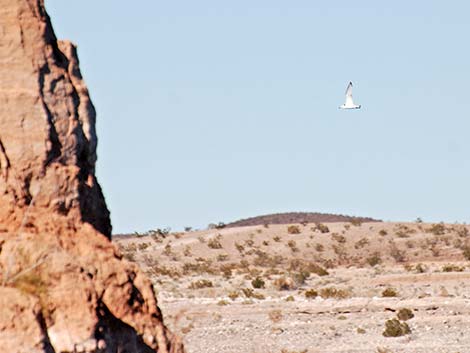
[{"x1": 225, "y1": 212, "x2": 381, "y2": 228}]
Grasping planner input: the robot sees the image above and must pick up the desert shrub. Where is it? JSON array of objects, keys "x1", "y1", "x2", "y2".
[
  {"x1": 291, "y1": 271, "x2": 310, "y2": 287},
  {"x1": 197, "y1": 236, "x2": 206, "y2": 243},
  {"x1": 217, "y1": 299, "x2": 229, "y2": 306},
  {"x1": 397, "y1": 308, "x2": 414, "y2": 321},
  {"x1": 426, "y1": 223, "x2": 446, "y2": 235},
  {"x1": 235, "y1": 242, "x2": 245, "y2": 253},
  {"x1": 287, "y1": 225, "x2": 301, "y2": 234},
  {"x1": 315, "y1": 223, "x2": 330, "y2": 233},
  {"x1": 244, "y1": 239, "x2": 255, "y2": 247},
  {"x1": 462, "y1": 246, "x2": 470, "y2": 261},
  {"x1": 268, "y1": 309, "x2": 283, "y2": 323},
  {"x1": 389, "y1": 244, "x2": 406, "y2": 263},
  {"x1": 354, "y1": 238, "x2": 369, "y2": 249},
  {"x1": 208, "y1": 222, "x2": 226, "y2": 230},
  {"x1": 357, "y1": 327, "x2": 366, "y2": 334},
  {"x1": 183, "y1": 246, "x2": 192, "y2": 257},
  {"x1": 273, "y1": 276, "x2": 296, "y2": 290},
  {"x1": 319, "y1": 287, "x2": 350, "y2": 299},
  {"x1": 382, "y1": 287, "x2": 398, "y2": 297},
  {"x1": 379, "y1": 229, "x2": 388, "y2": 236},
  {"x1": 304, "y1": 289, "x2": 318, "y2": 299},
  {"x1": 456, "y1": 226, "x2": 469, "y2": 238},
  {"x1": 415, "y1": 263, "x2": 427, "y2": 273},
  {"x1": 188, "y1": 279, "x2": 213, "y2": 289},
  {"x1": 262, "y1": 240, "x2": 269, "y2": 246},
  {"x1": 184, "y1": 226, "x2": 193, "y2": 232},
  {"x1": 228, "y1": 291, "x2": 239, "y2": 301},
  {"x1": 366, "y1": 252, "x2": 381, "y2": 267},
  {"x1": 137, "y1": 242, "x2": 150, "y2": 251},
  {"x1": 251, "y1": 277, "x2": 265, "y2": 289},
  {"x1": 442, "y1": 264, "x2": 464, "y2": 272},
  {"x1": 331, "y1": 233, "x2": 346, "y2": 243},
  {"x1": 208, "y1": 235, "x2": 223, "y2": 249},
  {"x1": 241, "y1": 288, "x2": 265, "y2": 300},
  {"x1": 182, "y1": 261, "x2": 217, "y2": 275},
  {"x1": 288, "y1": 259, "x2": 329, "y2": 277},
  {"x1": 163, "y1": 243, "x2": 173, "y2": 256},
  {"x1": 315, "y1": 243, "x2": 324, "y2": 252},
  {"x1": 382, "y1": 318, "x2": 411, "y2": 337},
  {"x1": 350, "y1": 219, "x2": 363, "y2": 227},
  {"x1": 287, "y1": 240, "x2": 299, "y2": 252},
  {"x1": 285, "y1": 295, "x2": 295, "y2": 302},
  {"x1": 273, "y1": 236, "x2": 281, "y2": 242},
  {"x1": 217, "y1": 254, "x2": 229, "y2": 262}
]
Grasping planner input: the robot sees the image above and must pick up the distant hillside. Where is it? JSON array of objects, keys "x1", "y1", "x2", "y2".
[{"x1": 226, "y1": 212, "x2": 381, "y2": 228}]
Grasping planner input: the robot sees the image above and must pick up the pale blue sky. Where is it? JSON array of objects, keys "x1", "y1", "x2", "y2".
[{"x1": 45, "y1": 1, "x2": 470, "y2": 233}]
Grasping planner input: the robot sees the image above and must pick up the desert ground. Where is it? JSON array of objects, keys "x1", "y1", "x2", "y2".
[{"x1": 114, "y1": 221, "x2": 470, "y2": 353}]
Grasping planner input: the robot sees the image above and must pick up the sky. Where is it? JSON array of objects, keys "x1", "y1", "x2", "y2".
[{"x1": 45, "y1": 1, "x2": 470, "y2": 233}]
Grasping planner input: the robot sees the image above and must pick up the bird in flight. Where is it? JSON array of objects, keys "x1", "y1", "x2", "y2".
[{"x1": 339, "y1": 82, "x2": 361, "y2": 110}]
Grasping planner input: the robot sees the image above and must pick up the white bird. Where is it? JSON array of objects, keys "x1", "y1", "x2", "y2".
[{"x1": 339, "y1": 82, "x2": 361, "y2": 110}]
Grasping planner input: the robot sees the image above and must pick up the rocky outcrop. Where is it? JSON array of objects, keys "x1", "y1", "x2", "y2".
[
  {"x1": 0, "y1": 0, "x2": 110, "y2": 237},
  {"x1": 0, "y1": 1, "x2": 184, "y2": 352}
]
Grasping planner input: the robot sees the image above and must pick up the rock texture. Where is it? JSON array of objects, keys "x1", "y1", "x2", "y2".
[
  {"x1": 0, "y1": 0, "x2": 111, "y2": 237},
  {"x1": 0, "y1": 1, "x2": 185, "y2": 352}
]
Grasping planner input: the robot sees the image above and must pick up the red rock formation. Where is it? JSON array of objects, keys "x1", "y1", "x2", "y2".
[
  {"x1": 0, "y1": 1, "x2": 185, "y2": 352},
  {"x1": 0, "y1": 0, "x2": 110, "y2": 237}
]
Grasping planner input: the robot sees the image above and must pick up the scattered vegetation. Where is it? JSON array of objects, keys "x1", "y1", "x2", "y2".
[
  {"x1": 207, "y1": 235, "x2": 223, "y2": 249},
  {"x1": 366, "y1": 253, "x2": 381, "y2": 267},
  {"x1": 315, "y1": 223, "x2": 330, "y2": 233}
]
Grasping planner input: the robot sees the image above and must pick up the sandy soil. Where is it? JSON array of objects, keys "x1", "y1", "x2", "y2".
[{"x1": 114, "y1": 221, "x2": 470, "y2": 353}]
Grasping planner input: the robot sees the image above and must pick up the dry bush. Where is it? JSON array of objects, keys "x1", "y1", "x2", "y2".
[
  {"x1": 287, "y1": 225, "x2": 301, "y2": 234},
  {"x1": 217, "y1": 299, "x2": 229, "y2": 306},
  {"x1": 304, "y1": 289, "x2": 318, "y2": 299},
  {"x1": 350, "y1": 219, "x2": 363, "y2": 227},
  {"x1": 397, "y1": 308, "x2": 414, "y2": 321},
  {"x1": 382, "y1": 287, "x2": 398, "y2": 297},
  {"x1": 331, "y1": 233, "x2": 346, "y2": 243},
  {"x1": 273, "y1": 276, "x2": 296, "y2": 290},
  {"x1": 426, "y1": 223, "x2": 446, "y2": 235},
  {"x1": 462, "y1": 246, "x2": 470, "y2": 261},
  {"x1": 354, "y1": 238, "x2": 369, "y2": 250},
  {"x1": 228, "y1": 291, "x2": 239, "y2": 301},
  {"x1": 273, "y1": 236, "x2": 281, "y2": 242},
  {"x1": 241, "y1": 288, "x2": 264, "y2": 300},
  {"x1": 315, "y1": 223, "x2": 330, "y2": 233},
  {"x1": 289, "y1": 259, "x2": 329, "y2": 277},
  {"x1": 287, "y1": 240, "x2": 299, "y2": 252},
  {"x1": 188, "y1": 279, "x2": 213, "y2": 289},
  {"x1": 217, "y1": 254, "x2": 229, "y2": 262},
  {"x1": 442, "y1": 264, "x2": 464, "y2": 272},
  {"x1": 182, "y1": 261, "x2": 217, "y2": 275},
  {"x1": 379, "y1": 229, "x2": 388, "y2": 236},
  {"x1": 285, "y1": 295, "x2": 295, "y2": 302},
  {"x1": 366, "y1": 252, "x2": 381, "y2": 267},
  {"x1": 251, "y1": 277, "x2": 265, "y2": 289},
  {"x1": 147, "y1": 265, "x2": 182, "y2": 279},
  {"x1": 389, "y1": 243, "x2": 406, "y2": 263},
  {"x1": 382, "y1": 318, "x2": 410, "y2": 337},
  {"x1": 252, "y1": 250, "x2": 284, "y2": 267},
  {"x1": 235, "y1": 242, "x2": 245, "y2": 254},
  {"x1": 268, "y1": 309, "x2": 283, "y2": 323},
  {"x1": 315, "y1": 243, "x2": 324, "y2": 252},
  {"x1": 183, "y1": 246, "x2": 192, "y2": 257},
  {"x1": 262, "y1": 240, "x2": 269, "y2": 246},
  {"x1": 208, "y1": 235, "x2": 223, "y2": 249},
  {"x1": 456, "y1": 226, "x2": 469, "y2": 238},
  {"x1": 319, "y1": 287, "x2": 350, "y2": 299}
]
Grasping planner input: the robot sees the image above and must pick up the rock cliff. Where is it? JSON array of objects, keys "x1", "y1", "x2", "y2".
[
  {"x1": 0, "y1": 0, "x2": 110, "y2": 237},
  {"x1": 0, "y1": 1, "x2": 184, "y2": 352}
]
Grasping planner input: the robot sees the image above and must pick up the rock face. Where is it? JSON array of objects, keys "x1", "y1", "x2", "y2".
[
  {"x1": 0, "y1": 0, "x2": 111, "y2": 237},
  {"x1": 0, "y1": 1, "x2": 185, "y2": 352}
]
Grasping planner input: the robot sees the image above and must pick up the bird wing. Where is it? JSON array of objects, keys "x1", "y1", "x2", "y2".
[{"x1": 344, "y1": 82, "x2": 354, "y2": 105}]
